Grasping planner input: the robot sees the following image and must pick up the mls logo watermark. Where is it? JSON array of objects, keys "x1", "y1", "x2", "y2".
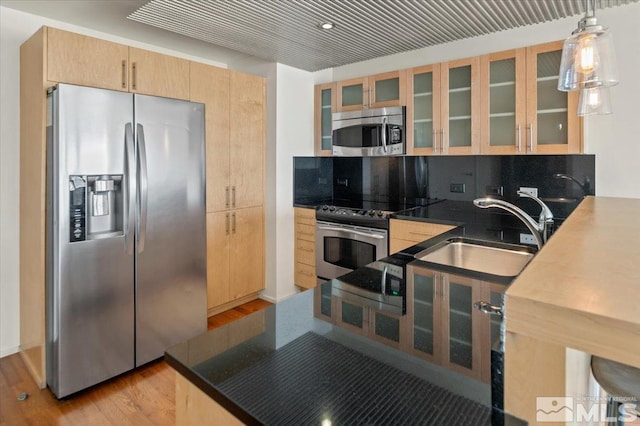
[
  {"x1": 536, "y1": 397, "x2": 574, "y2": 422},
  {"x1": 536, "y1": 396, "x2": 639, "y2": 423}
]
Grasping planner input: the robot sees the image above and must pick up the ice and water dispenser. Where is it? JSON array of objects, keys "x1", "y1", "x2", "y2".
[{"x1": 69, "y1": 175, "x2": 124, "y2": 242}]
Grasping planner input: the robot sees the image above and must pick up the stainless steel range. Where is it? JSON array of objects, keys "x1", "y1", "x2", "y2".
[{"x1": 315, "y1": 203, "x2": 401, "y2": 281}]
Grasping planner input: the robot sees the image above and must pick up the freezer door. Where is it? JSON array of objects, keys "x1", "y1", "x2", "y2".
[
  {"x1": 134, "y1": 95, "x2": 207, "y2": 366},
  {"x1": 47, "y1": 84, "x2": 135, "y2": 398}
]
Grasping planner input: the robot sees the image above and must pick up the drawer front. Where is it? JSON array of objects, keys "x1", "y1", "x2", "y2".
[
  {"x1": 389, "y1": 238, "x2": 417, "y2": 254},
  {"x1": 390, "y1": 219, "x2": 455, "y2": 242},
  {"x1": 295, "y1": 223, "x2": 316, "y2": 242},
  {"x1": 295, "y1": 262, "x2": 317, "y2": 288},
  {"x1": 294, "y1": 207, "x2": 316, "y2": 226},
  {"x1": 295, "y1": 239, "x2": 316, "y2": 265}
]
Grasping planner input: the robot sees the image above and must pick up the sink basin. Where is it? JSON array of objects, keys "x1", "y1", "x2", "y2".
[{"x1": 414, "y1": 237, "x2": 535, "y2": 277}]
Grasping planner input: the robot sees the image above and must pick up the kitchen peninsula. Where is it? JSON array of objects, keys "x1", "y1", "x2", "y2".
[
  {"x1": 166, "y1": 197, "x2": 640, "y2": 424},
  {"x1": 504, "y1": 196, "x2": 640, "y2": 423}
]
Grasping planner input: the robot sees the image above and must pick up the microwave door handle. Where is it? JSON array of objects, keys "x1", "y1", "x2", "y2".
[
  {"x1": 316, "y1": 225, "x2": 385, "y2": 239},
  {"x1": 381, "y1": 116, "x2": 388, "y2": 153}
]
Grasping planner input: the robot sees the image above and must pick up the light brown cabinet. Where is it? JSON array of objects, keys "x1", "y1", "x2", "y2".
[
  {"x1": 406, "y1": 266, "x2": 484, "y2": 382},
  {"x1": 407, "y1": 58, "x2": 481, "y2": 155},
  {"x1": 47, "y1": 27, "x2": 189, "y2": 100},
  {"x1": 389, "y1": 219, "x2": 456, "y2": 254},
  {"x1": 191, "y1": 64, "x2": 266, "y2": 313},
  {"x1": 336, "y1": 70, "x2": 406, "y2": 112},
  {"x1": 294, "y1": 208, "x2": 317, "y2": 289},
  {"x1": 314, "y1": 82, "x2": 336, "y2": 156},
  {"x1": 480, "y1": 42, "x2": 581, "y2": 154},
  {"x1": 206, "y1": 208, "x2": 265, "y2": 312}
]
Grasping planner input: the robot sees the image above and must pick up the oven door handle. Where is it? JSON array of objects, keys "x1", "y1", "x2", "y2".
[{"x1": 317, "y1": 225, "x2": 386, "y2": 239}]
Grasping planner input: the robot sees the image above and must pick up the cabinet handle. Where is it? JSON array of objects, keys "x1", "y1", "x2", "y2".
[
  {"x1": 441, "y1": 129, "x2": 446, "y2": 153},
  {"x1": 225, "y1": 213, "x2": 230, "y2": 235},
  {"x1": 232, "y1": 186, "x2": 236, "y2": 208},
  {"x1": 132, "y1": 62, "x2": 137, "y2": 90},
  {"x1": 516, "y1": 124, "x2": 522, "y2": 153},
  {"x1": 368, "y1": 87, "x2": 372, "y2": 108},
  {"x1": 232, "y1": 212, "x2": 236, "y2": 234},
  {"x1": 441, "y1": 274, "x2": 446, "y2": 299},
  {"x1": 434, "y1": 274, "x2": 439, "y2": 297},
  {"x1": 527, "y1": 123, "x2": 533, "y2": 152},
  {"x1": 432, "y1": 129, "x2": 438, "y2": 154},
  {"x1": 299, "y1": 247, "x2": 313, "y2": 252},
  {"x1": 225, "y1": 186, "x2": 230, "y2": 208},
  {"x1": 121, "y1": 60, "x2": 127, "y2": 89}
]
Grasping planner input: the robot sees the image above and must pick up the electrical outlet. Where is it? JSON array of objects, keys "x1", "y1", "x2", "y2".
[
  {"x1": 520, "y1": 233, "x2": 537, "y2": 245},
  {"x1": 450, "y1": 183, "x2": 465, "y2": 193},
  {"x1": 519, "y1": 187, "x2": 538, "y2": 197},
  {"x1": 486, "y1": 185, "x2": 504, "y2": 196}
]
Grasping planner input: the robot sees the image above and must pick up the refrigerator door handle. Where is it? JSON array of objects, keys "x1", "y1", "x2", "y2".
[
  {"x1": 137, "y1": 123, "x2": 149, "y2": 253},
  {"x1": 125, "y1": 123, "x2": 136, "y2": 254}
]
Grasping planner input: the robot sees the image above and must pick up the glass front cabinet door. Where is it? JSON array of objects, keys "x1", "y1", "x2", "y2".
[
  {"x1": 441, "y1": 57, "x2": 481, "y2": 155},
  {"x1": 407, "y1": 64, "x2": 441, "y2": 155},
  {"x1": 314, "y1": 82, "x2": 336, "y2": 156},
  {"x1": 526, "y1": 41, "x2": 580, "y2": 154},
  {"x1": 337, "y1": 71, "x2": 405, "y2": 112},
  {"x1": 480, "y1": 49, "x2": 527, "y2": 154}
]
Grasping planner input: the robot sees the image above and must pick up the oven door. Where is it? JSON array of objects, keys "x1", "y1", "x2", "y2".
[{"x1": 316, "y1": 221, "x2": 388, "y2": 280}]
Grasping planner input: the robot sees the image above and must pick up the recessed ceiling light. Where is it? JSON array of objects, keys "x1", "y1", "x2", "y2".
[{"x1": 319, "y1": 22, "x2": 334, "y2": 30}]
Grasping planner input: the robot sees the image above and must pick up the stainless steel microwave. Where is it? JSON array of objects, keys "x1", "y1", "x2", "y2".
[{"x1": 332, "y1": 106, "x2": 405, "y2": 156}]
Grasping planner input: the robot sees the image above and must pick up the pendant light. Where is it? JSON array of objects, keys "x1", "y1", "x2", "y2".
[
  {"x1": 557, "y1": 0, "x2": 619, "y2": 92},
  {"x1": 577, "y1": 86, "x2": 613, "y2": 115}
]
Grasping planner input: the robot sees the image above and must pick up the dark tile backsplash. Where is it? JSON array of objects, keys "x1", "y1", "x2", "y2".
[{"x1": 293, "y1": 155, "x2": 595, "y2": 219}]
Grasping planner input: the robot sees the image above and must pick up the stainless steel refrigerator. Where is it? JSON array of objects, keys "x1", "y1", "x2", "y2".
[{"x1": 46, "y1": 84, "x2": 206, "y2": 398}]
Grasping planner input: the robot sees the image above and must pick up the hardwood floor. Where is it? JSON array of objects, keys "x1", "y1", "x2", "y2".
[{"x1": 0, "y1": 299, "x2": 272, "y2": 426}]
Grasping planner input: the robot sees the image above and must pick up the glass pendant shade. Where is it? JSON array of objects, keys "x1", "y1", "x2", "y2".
[
  {"x1": 558, "y1": 20, "x2": 619, "y2": 91},
  {"x1": 577, "y1": 86, "x2": 612, "y2": 116}
]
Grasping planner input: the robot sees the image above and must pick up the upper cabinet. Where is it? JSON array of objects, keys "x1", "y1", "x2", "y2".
[
  {"x1": 336, "y1": 70, "x2": 406, "y2": 112},
  {"x1": 47, "y1": 27, "x2": 129, "y2": 92},
  {"x1": 525, "y1": 41, "x2": 581, "y2": 154},
  {"x1": 407, "y1": 58, "x2": 480, "y2": 155},
  {"x1": 480, "y1": 42, "x2": 580, "y2": 154},
  {"x1": 47, "y1": 27, "x2": 189, "y2": 100},
  {"x1": 321, "y1": 40, "x2": 581, "y2": 157},
  {"x1": 128, "y1": 47, "x2": 189, "y2": 100},
  {"x1": 314, "y1": 82, "x2": 335, "y2": 156}
]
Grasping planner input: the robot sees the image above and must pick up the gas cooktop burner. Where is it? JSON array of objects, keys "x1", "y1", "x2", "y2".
[{"x1": 319, "y1": 205, "x2": 391, "y2": 219}]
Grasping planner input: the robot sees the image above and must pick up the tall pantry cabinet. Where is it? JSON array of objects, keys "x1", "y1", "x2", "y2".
[
  {"x1": 190, "y1": 64, "x2": 266, "y2": 315},
  {"x1": 19, "y1": 26, "x2": 266, "y2": 388}
]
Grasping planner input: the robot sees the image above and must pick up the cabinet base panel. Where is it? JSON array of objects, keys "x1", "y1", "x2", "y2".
[
  {"x1": 207, "y1": 292, "x2": 262, "y2": 317},
  {"x1": 19, "y1": 345, "x2": 46, "y2": 389}
]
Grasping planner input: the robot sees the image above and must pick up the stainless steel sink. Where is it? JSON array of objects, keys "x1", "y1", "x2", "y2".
[{"x1": 414, "y1": 237, "x2": 535, "y2": 277}]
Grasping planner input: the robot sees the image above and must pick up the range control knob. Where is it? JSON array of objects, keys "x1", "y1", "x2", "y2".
[
  {"x1": 367, "y1": 209, "x2": 375, "y2": 216},
  {"x1": 358, "y1": 210, "x2": 366, "y2": 216},
  {"x1": 329, "y1": 206, "x2": 336, "y2": 212},
  {"x1": 321, "y1": 205, "x2": 329, "y2": 211},
  {"x1": 376, "y1": 210, "x2": 384, "y2": 217}
]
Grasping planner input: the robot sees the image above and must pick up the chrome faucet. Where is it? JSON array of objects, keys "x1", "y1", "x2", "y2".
[
  {"x1": 473, "y1": 191, "x2": 554, "y2": 249},
  {"x1": 553, "y1": 173, "x2": 592, "y2": 196}
]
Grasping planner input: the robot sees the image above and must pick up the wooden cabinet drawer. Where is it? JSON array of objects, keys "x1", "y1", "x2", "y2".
[
  {"x1": 389, "y1": 238, "x2": 418, "y2": 254},
  {"x1": 295, "y1": 239, "x2": 315, "y2": 265},
  {"x1": 295, "y1": 223, "x2": 315, "y2": 242},
  {"x1": 295, "y1": 262, "x2": 317, "y2": 289},
  {"x1": 389, "y1": 219, "x2": 455, "y2": 243},
  {"x1": 295, "y1": 207, "x2": 316, "y2": 226}
]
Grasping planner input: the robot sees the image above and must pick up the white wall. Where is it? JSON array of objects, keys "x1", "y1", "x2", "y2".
[
  {"x1": 322, "y1": 4, "x2": 640, "y2": 198},
  {"x1": 0, "y1": 6, "x2": 230, "y2": 357}
]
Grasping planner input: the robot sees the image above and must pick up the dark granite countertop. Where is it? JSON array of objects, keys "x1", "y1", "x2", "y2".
[
  {"x1": 166, "y1": 251, "x2": 527, "y2": 425},
  {"x1": 296, "y1": 198, "x2": 578, "y2": 247}
]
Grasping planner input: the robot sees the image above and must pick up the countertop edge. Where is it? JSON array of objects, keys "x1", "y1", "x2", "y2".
[
  {"x1": 165, "y1": 354, "x2": 262, "y2": 426},
  {"x1": 505, "y1": 196, "x2": 640, "y2": 368}
]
